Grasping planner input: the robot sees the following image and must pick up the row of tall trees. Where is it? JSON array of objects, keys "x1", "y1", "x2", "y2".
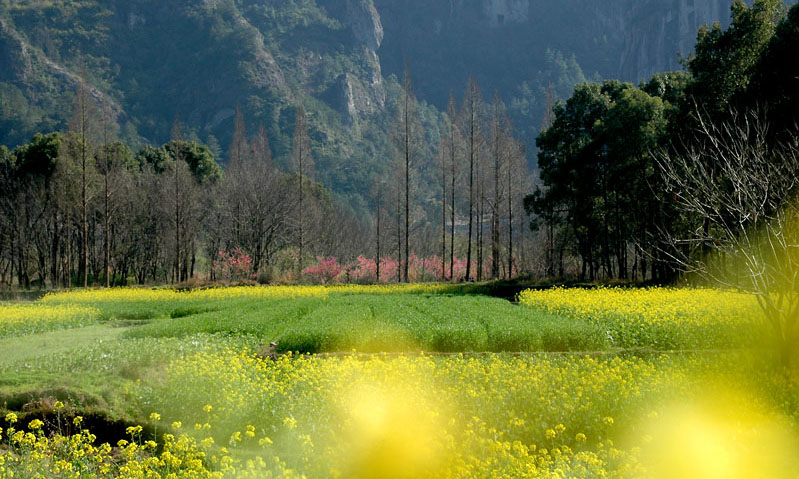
[
  {"x1": 380, "y1": 69, "x2": 529, "y2": 283},
  {"x1": 526, "y1": 0, "x2": 799, "y2": 282}
]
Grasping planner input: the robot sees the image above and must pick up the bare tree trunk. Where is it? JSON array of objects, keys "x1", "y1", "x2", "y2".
[
  {"x1": 477, "y1": 167, "x2": 483, "y2": 282},
  {"x1": 448, "y1": 93, "x2": 458, "y2": 281},
  {"x1": 291, "y1": 107, "x2": 313, "y2": 275},
  {"x1": 441, "y1": 147, "x2": 447, "y2": 280},
  {"x1": 402, "y1": 67, "x2": 413, "y2": 283},
  {"x1": 80, "y1": 102, "x2": 89, "y2": 288},
  {"x1": 508, "y1": 168, "x2": 514, "y2": 279},
  {"x1": 51, "y1": 211, "x2": 60, "y2": 287},
  {"x1": 376, "y1": 181, "x2": 382, "y2": 283},
  {"x1": 172, "y1": 121, "x2": 182, "y2": 284},
  {"x1": 298, "y1": 157, "x2": 304, "y2": 276},
  {"x1": 464, "y1": 79, "x2": 481, "y2": 282},
  {"x1": 174, "y1": 159, "x2": 180, "y2": 284},
  {"x1": 190, "y1": 239, "x2": 196, "y2": 279},
  {"x1": 491, "y1": 95, "x2": 501, "y2": 280},
  {"x1": 104, "y1": 170, "x2": 110, "y2": 287},
  {"x1": 396, "y1": 181, "x2": 402, "y2": 283}
]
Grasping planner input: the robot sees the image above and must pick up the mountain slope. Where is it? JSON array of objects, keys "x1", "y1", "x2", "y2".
[{"x1": 0, "y1": 0, "x2": 759, "y2": 201}]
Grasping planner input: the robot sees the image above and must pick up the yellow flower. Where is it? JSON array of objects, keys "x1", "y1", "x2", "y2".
[{"x1": 258, "y1": 437, "x2": 273, "y2": 446}]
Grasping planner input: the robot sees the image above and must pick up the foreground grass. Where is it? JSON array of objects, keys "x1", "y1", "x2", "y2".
[{"x1": 0, "y1": 324, "x2": 128, "y2": 366}]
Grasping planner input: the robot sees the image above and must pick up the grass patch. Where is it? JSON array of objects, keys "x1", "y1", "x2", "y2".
[{"x1": 0, "y1": 324, "x2": 128, "y2": 366}]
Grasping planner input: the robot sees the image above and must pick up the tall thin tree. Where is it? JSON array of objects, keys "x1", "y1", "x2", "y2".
[
  {"x1": 68, "y1": 72, "x2": 97, "y2": 288},
  {"x1": 170, "y1": 119, "x2": 183, "y2": 284},
  {"x1": 508, "y1": 141, "x2": 523, "y2": 279},
  {"x1": 291, "y1": 106, "x2": 314, "y2": 273},
  {"x1": 374, "y1": 179, "x2": 384, "y2": 282},
  {"x1": 439, "y1": 138, "x2": 447, "y2": 280},
  {"x1": 400, "y1": 65, "x2": 416, "y2": 283},
  {"x1": 447, "y1": 93, "x2": 458, "y2": 280},
  {"x1": 490, "y1": 93, "x2": 504, "y2": 280},
  {"x1": 463, "y1": 78, "x2": 483, "y2": 282},
  {"x1": 395, "y1": 175, "x2": 402, "y2": 283},
  {"x1": 99, "y1": 106, "x2": 116, "y2": 288}
]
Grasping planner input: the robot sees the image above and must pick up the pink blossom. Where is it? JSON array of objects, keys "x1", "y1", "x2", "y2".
[{"x1": 302, "y1": 257, "x2": 343, "y2": 284}]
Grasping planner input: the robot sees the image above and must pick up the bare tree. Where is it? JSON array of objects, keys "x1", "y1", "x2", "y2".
[
  {"x1": 223, "y1": 138, "x2": 288, "y2": 277},
  {"x1": 490, "y1": 93, "x2": 512, "y2": 280},
  {"x1": 96, "y1": 105, "x2": 124, "y2": 287},
  {"x1": 394, "y1": 64, "x2": 421, "y2": 283},
  {"x1": 372, "y1": 178, "x2": 385, "y2": 282},
  {"x1": 67, "y1": 74, "x2": 98, "y2": 287},
  {"x1": 657, "y1": 109, "x2": 799, "y2": 365},
  {"x1": 507, "y1": 140, "x2": 525, "y2": 278},
  {"x1": 170, "y1": 119, "x2": 184, "y2": 284},
  {"x1": 447, "y1": 93, "x2": 459, "y2": 280},
  {"x1": 250, "y1": 123, "x2": 272, "y2": 167},
  {"x1": 291, "y1": 106, "x2": 314, "y2": 273},
  {"x1": 476, "y1": 142, "x2": 485, "y2": 282},
  {"x1": 394, "y1": 168, "x2": 402, "y2": 283},
  {"x1": 463, "y1": 77, "x2": 484, "y2": 281},
  {"x1": 437, "y1": 133, "x2": 449, "y2": 280}
]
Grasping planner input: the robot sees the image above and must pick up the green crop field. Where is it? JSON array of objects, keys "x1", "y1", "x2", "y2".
[{"x1": 1, "y1": 285, "x2": 797, "y2": 478}]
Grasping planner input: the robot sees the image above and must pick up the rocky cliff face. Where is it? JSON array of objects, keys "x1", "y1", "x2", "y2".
[
  {"x1": 616, "y1": 0, "x2": 732, "y2": 81},
  {"x1": 318, "y1": 0, "x2": 386, "y2": 127},
  {"x1": 374, "y1": 0, "x2": 738, "y2": 104}
]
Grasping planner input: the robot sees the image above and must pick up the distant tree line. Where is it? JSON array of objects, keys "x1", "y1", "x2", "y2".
[
  {"x1": 525, "y1": 0, "x2": 799, "y2": 282},
  {"x1": 0, "y1": 71, "x2": 534, "y2": 288},
  {"x1": 0, "y1": 82, "x2": 369, "y2": 288}
]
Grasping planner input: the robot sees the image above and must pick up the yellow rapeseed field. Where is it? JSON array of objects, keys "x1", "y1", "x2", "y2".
[
  {"x1": 137, "y1": 349, "x2": 797, "y2": 479},
  {"x1": 3, "y1": 286, "x2": 797, "y2": 478},
  {"x1": 0, "y1": 303, "x2": 100, "y2": 337},
  {"x1": 517, "y1": 287, "x2": 760, "y2": 326},
  {"x1": 518, "y1": 287, "x2": 764, "y2": 349},
  {"x1": 3, "y1": 346, "x2": 797, "y2": 478},
  {"x1": 40, "y1": 284, "x2": 451, "y2": 304}
]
